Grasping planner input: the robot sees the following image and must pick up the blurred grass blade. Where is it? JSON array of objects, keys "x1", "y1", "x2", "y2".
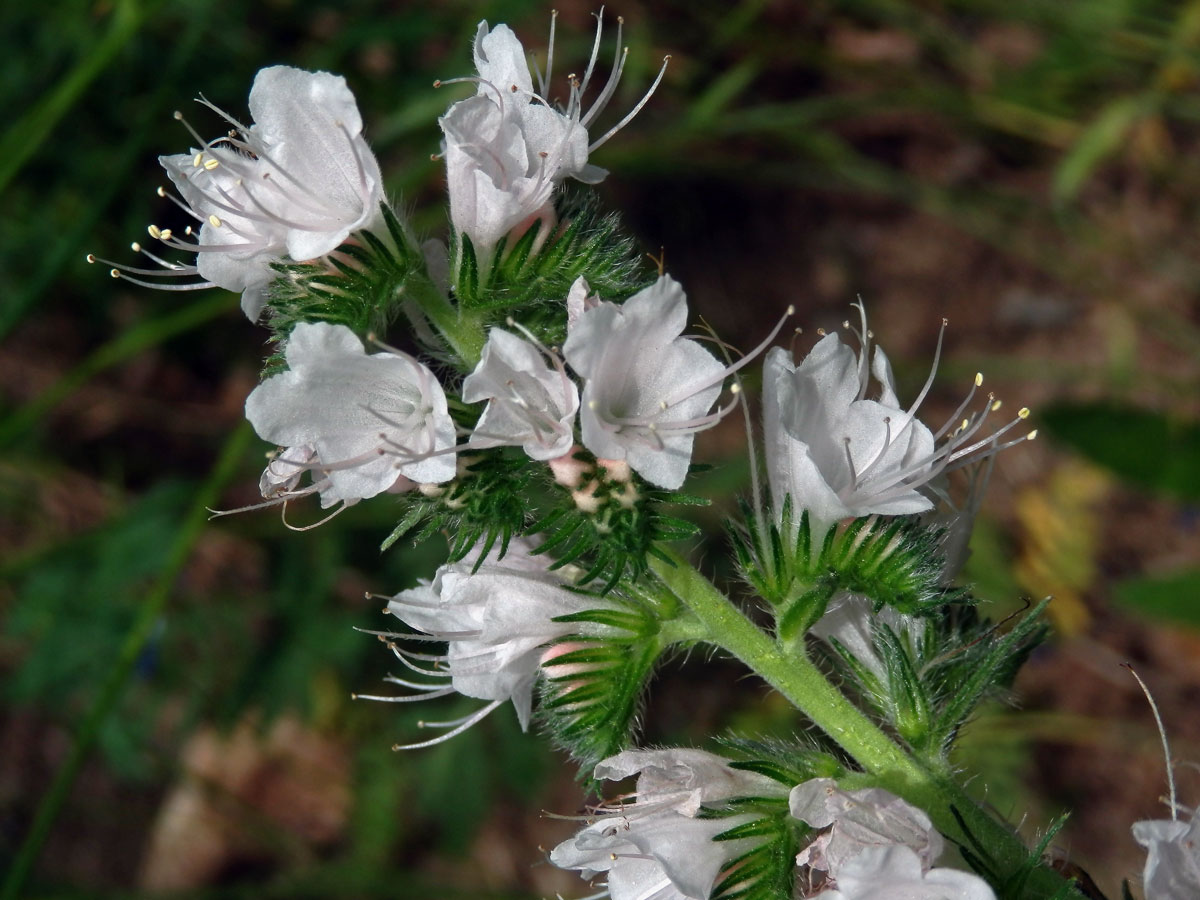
[
  {"x1": 0, "y1": 291, "x2": 236, "y2": 449},
  {"x1": 0, "y1": 421, "x2": 252, "y2": 900},
  {"x1": 0, "y1": 0, "x2": 144, "y2": 198},
  {"x1": 1052, "y1": 95, "x2": 1144, "y2": 205},
  {"x1": 0, "y1": 0, "x2": 209, "y2": 341}
]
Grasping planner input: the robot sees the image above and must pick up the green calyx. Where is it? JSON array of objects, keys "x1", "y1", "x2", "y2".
[
  {"x1": 380, "y1": 450, "x2": 532, "y2": 563},
  {"x1": 530, "y1": 450, "x2": 708, "y2": 592},
  {"x1": 539, "y1": 584, "x2": 702, "y2": 771},
  {"x1": 450, "y1": 188, "x2": 648, "y2": 329},
  {"x1": 730, "y1": 498, "x2": 968, "y2": 642}
]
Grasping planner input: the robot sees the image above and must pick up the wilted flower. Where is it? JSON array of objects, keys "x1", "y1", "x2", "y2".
[
  {"x1": 789, "y1": 778, "x2": 943, "y2": 874},
  {"x1": 461, "y1": 327, "x2": 579, "y2": 460},
  {"x1": 95, "y1": 66, "x2": 384, "y2": 320},
  {"x1": 550, "y1": 748, "x2": 787, "y2": 900},
  {"x1": 373, "y1": 539, "x2": 614, "y2": 744},
  {"x1": 565, "y1": 275, "x2": 772, "y2": 490},
  {"x1": 809, "y1": 844, "x2": 996, "y2": 900},
  {"x1": 764, "y1": 305, "x2": 1035, "y2": 538},
  {"x1": 438, "y1": 15, "x2": 666, "y2": 265},
  {"x1": 244, "y1": 322, "x2": 455, "y2": 508}
]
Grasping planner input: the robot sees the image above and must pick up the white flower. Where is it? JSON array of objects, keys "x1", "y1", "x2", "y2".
[
  {"x1": 378, "y1": 539, "x2": 611, "y2": 741},
  {"x1": 244, "y1": 322, "x2": 455, "y2": 508},
  {"x1": 461, "y1": 327, "x2": 579, "y2": 460},
  {"x1": 809, "y1": 845, "x2": 996, "y2": 900},
  {"x1": 438, "y1": 15, "x2": 666, "y2": 262},
  {"x1": 563, "y1": 276, "x2": 736, "y2": 490},
  {"x1": 1133, "y1": 814, "x2": 1200, "y2": 899},
  {"x1": 790, "y1": 778, "x2": 943, "y2": 875},
  {"x1": 809, "y1": 594, "x2": 924, "y2": 684},
  {"x1": 764, "y1": 306, "x2": 1035, "y2": 538},
  {"x1": 100, "y1": 66, "x2": 384, "y2": 320},
  {"x1": 550, "y1": 748, "x2": 787, "y2": 900}
]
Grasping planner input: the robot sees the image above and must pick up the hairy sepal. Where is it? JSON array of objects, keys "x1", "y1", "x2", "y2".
[
  {"x1": 380, "y1": 450, "x2": 531, "y2": 565},
  {"x1": 455, "y1": 188, "x2": 647, "y2": 326},
  {"x1": 263, "y1": 203, "x2": 419, "y2": 373},
  {"x1": 538, "y1": 592, "x2": 677, "y2": 772}
]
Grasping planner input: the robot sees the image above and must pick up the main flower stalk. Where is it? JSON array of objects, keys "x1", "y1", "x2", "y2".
[{"x1": 649, "y1": 550, "x2": 1078, "y2": 900}]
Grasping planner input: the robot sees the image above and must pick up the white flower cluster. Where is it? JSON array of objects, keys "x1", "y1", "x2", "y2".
[
  {"x1": 241, "y1": 271, "x2": 748, "y2": 514},
  {"x1": 550, "y1": 749, "x2": 996, "y2": 900}
]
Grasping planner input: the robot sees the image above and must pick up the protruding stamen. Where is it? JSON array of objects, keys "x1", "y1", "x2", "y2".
[{"x1": 588, "y1": 54, "x2": 669, "y2": 151}]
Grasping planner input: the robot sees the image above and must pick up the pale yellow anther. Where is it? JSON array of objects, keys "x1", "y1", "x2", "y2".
[
  {"x1": 208, "y1": 214, "x2": 222, "y2": 228},
  {"x1": 148, "y1": 224, "x2": 162, "y2": 239},
  {"x1": 131, "y1": 242, "x2": 141, "y2": 252},
  {"x1": 156, "y1": 186, "x2": 166, "y2": 197},
  {"x1": 660, "y1": 400, "x2": 668, "y2": 410},
  {"x1": 991, "y1": 400, "x2": 1002, "y2": 412},
  {"x1": 785, "y1": 304, "x2": 795, "y2": 315},
  {"x1": 730, "y1": 383, "x2": 741, "y2": 394},
  {"x1": 961, "y1": 418, "x2": 969, "y2": 432},
  {"x1": 86, "y1": 253, "x2": 97, "y2": 263},
  {"x1": 109, "y1": 268, "x2": 120, "y2": 278},
  {"x1": 173, "y1": 110, "x2": 183, "y2": 120},
  {"x1": 816, "y1": 327, "x2": 826, "y2": 336},
  {"x1": 1018, "y1": 407, "x2": 1030, "y2": 419},
  {"x1": 974, "y1": 373, "x2": 983, "y2": 387},
  {"x1": 1027, "y1": 429, "x2": 1038, "y2": 440},
  {"x1": 159, "y1": 228, "x2": 173, "y2": 241},
  {"x1": 588, "y1": 400, "x2": 596, "y2": 410},
  {"x1": 203, "y1": 158, "x2": 220, "y2": 171},
  {"x1": 192, "y1": 152, "x2": 203, "y2": 168}
]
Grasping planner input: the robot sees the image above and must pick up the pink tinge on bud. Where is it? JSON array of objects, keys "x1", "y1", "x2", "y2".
[
  {"x1": 386, "y1": 474, "x2": 418, "y2": 495},
  {"x1": 596, "y1": 457, "x2": 632, "y2": 483},
  {"x1": 540, "y1": 640, "x2": 601, "y2": 684},
  {"x1": 548, "y1": 446, "x2": 591, "y2": 488},
  {"x1": 571, "y1": 480, "x2": 602, "y2": 514}
]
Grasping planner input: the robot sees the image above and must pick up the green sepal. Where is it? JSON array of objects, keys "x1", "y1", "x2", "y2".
[
  {"x1": 735, "y1": 503, "x2": 971, "y2": 641},
  {"x1": 379, "y1": 450, "x2": 531, "y2": 565},
  {"x1": 875, "y1": 623, "x2": 933, "y2": 746},
  {"x1": 451, "y1": 231, "x2": 480, "y2": 306},
  {"x1": 926, "y1": 599, "x2": 1049, "y2": 752},
  {"x1": 952, "y1": 807, "x2": 1084, "y2": 900},
  {"x1": 717, "y1": 736, "x2": 846, "y2": 788},
  {"x1": 263, "y1": 202, "x2": 421, "y2": 373},
  {"x1": 450, "y1": 188, "x2": 649, "y2": 338},
  {"x1": 537, "y1": 596, "x2": 669, "y2": 771},
  {"x1": 529, "y1": 449, "x2": 707, "y2": 592},
  {"x1": 708, "y1": 806, "x2": 806, "y2": 900}
]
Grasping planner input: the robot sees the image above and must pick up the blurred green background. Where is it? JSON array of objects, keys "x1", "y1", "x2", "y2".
[{"x1": 3, "y1": 0, "x2": 1200, "y2": 897}]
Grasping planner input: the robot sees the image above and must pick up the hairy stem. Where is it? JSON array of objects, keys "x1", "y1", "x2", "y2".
[
  {"x1": 400, "y1": 272, "x2": 485, "y2": 368},
  {"x1": 650, "y1": 550, "x2": 1079, "y2": 899}
]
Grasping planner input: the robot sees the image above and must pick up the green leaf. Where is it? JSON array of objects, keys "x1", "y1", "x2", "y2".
[
  {"x1": 1114, "y1": 568, "x2": 1200, "y2": 629},
  {"x1": 1039, "y1": 403, "x2": 1200, "y2": 501}
]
